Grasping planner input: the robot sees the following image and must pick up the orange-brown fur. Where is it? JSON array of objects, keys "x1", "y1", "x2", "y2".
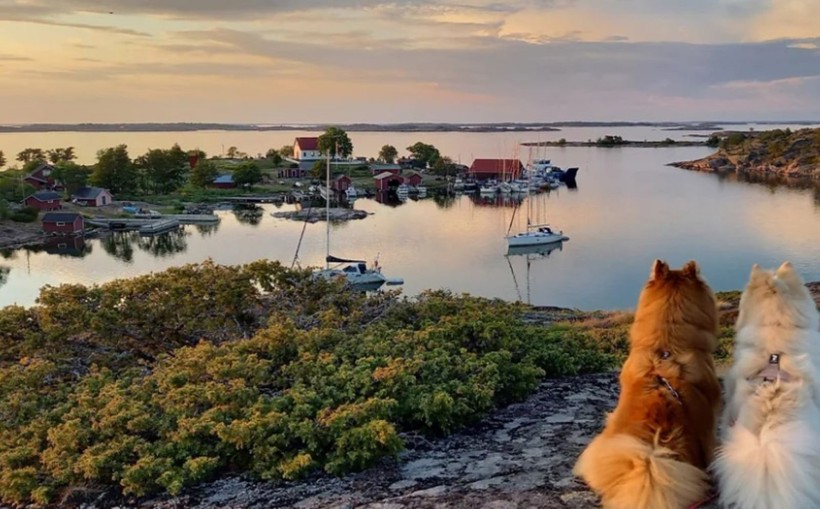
[{"x1": 574, "y1": 260, "x2": 722, "y2": 509}]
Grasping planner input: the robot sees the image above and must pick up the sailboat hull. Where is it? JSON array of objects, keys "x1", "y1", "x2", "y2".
[{"x1": 506, "y1": 232, "x2": 568, "y2": 247}]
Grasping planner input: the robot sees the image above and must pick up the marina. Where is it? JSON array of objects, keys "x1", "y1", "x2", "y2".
[{"x1": 1, "y1": 140, "x2": 818, "y2": 310}]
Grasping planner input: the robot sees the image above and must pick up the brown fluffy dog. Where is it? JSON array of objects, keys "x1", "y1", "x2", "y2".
[{"x1": 574, "y1": 260, "x2": 721, "y2": 509}]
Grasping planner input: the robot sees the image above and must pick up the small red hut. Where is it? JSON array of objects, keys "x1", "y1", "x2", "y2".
[{"x1": 42, "y1": 212, "x2": 84, "y2": 235}]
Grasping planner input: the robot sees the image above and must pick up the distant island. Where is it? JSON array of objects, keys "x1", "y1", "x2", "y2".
[
  {"x1": 671, "y1": 128, "x2": 820, "y2": 180},
  {"x1": 1, "y1": 120, "x2": 818, "y2": 134},
  {"x1": 522, "y1": 135, "x2": 712, "y2": 148}
]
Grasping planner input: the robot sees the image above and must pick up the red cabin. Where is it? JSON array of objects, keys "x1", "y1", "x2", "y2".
[
  {"x1": 24, "y1": 191, "x2": 62, "y2": 211},
  {"x1": 404, "y1": 171, "x2": 423, "y2": 187},
  {"x1": 469, "y1": 159, "x2": 524, "y2": 181},
  {"x1": 374, "y1": 172, "x2": 404, "y2": 192},
  {"x1": 370, "y1": 164, "x2": 401, "y2": 176},
  {"x1": 24, "y1": 164, "x2": 58, "y2": 190},
  {"x1": 332, "y1": 175, "x2": 351, "y2": 192},
  {"x1": 42, "y1": 212, "x2": 84, "y2": 235}
]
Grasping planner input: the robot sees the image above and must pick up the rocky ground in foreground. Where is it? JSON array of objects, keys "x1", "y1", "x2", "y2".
[
  {"x1": 92, "y1": 373, "x2": 624, "y2": 509},
  {"x1": 90, "y1": 372, "x2": 722, "y2": 509}
]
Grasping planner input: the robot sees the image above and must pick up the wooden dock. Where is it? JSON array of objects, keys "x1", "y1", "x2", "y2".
[{"x1": 87, "y1": 214, "x2": 220, "y2": 230}]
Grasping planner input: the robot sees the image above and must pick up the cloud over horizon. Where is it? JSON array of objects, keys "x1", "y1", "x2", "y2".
[{"x1": 0, "y1": 0, "x2": 818, "y2": 123}]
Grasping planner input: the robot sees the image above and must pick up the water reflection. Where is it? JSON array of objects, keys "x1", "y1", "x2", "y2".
[
  {"x1": 101, "y1": 229, "x2": 190, "y2": 263},
  {"x1": 432, "y1": 191, "x2": 457, "y2": 209},
  {"x1": 470, "y1": 193, "x2": 525, "y2": 208},
  {"x1": 137, "y1": 229, "x2": 190, "y2": 258},
  {"x1": 194, "y1": 222, "x2": 221, "y2": 237},
  {"x1": 42, "y1": 236, "x2": 92, "y2": 258},
  {"x1": 505, "y1": 242, "x2": 564, "y2": 304},
  {"x1": 232, "y1": 204, "x2": 264, "y2": 226},
  {"x1": 373, "y1": 191, "x2": 405, "y2": 208},
  {"x1": 0, "y1": 265, "x2": 8, "y2": 290}
]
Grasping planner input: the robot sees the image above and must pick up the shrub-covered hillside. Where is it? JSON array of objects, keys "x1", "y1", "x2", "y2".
[{"x1": 0, "y1": 261, "x2": 617, "y2": 506}]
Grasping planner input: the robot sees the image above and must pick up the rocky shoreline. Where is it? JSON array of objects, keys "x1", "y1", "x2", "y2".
[{"x1": 670, "y1": 128, "x2": 820, "y2": 180}]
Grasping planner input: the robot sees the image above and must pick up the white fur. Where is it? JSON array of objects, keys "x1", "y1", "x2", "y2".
[{"x1": 715, "y1": 262, "x2": 820, "y2": 509}]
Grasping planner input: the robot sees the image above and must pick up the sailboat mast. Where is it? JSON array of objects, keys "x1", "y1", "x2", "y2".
[{"x1": 326, "y1": 149, "x2": 330, "y2": 269}]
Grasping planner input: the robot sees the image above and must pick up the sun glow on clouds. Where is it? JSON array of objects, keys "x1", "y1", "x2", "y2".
[{"x1": 0, "y1": 0, "x2": 818, "y2": 122}]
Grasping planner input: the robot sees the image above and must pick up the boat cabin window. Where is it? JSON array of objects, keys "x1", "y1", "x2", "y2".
[{"x1": 358, "y1": 263, "x2": 367, "y2": 273}]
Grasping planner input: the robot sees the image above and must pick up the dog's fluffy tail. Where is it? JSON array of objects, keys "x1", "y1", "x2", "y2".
[
  {"x1": 714, "y1": 421, "x2": 820, "y2": 509},
  {"x1": 573, "y1": 433, "x2": 709, "y2": 509}
]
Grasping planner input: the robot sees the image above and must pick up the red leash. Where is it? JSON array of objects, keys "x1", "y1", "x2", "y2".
[{"x1": 687, "y1": 492, "x2": 717, "y2": 508}]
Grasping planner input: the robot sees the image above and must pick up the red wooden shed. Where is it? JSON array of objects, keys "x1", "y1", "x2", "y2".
[{"x1": 42, "y1": 212, "x2": 84, "y2": 235}]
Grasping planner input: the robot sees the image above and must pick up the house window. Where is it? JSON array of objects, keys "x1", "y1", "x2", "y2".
[{"x1": 56, "y1": 222, "x2": 65, "y2": 226}]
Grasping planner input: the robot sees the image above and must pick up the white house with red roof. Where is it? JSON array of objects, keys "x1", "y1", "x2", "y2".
[{"x1": 293, "y1": 137, "x2": 321, "y2": 161}]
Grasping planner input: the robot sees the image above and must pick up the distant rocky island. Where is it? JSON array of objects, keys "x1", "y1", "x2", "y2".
[
  {"x1": 671, "y1": 128, "x2": 820, "y2": 180},
  {"x1": 2, "y1": 121, "x2": 817, "y2": 134}
]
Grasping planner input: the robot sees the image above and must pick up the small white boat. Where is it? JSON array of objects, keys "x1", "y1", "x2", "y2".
[
  {"x1": 507, "y1": 225, "x2": 568, "y2": 247},
  {"x1": 316, "y1": 258, "x2": 387, "y2": 289},
  {"x1": 396, "y1": 183, "x2": 409, "y2": 195},
  {"x1": 480, "y1": 184, "x2": 497, "y2": 194},
  {"x1": 416, "y1": 185, "x2": 427, "y2": 197},
  {"x1": 345, "y1": 185, "x2": 358, "y2": 200},
  {"x1": 453, "y1": 178, "x2": 465, "y2": 191}
]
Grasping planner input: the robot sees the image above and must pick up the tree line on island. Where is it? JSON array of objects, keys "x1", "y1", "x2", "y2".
[{"x1": 0, "y1": 126, "x2": 459, "y2": 218}]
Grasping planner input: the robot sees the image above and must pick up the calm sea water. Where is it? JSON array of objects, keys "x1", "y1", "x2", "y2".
[{"x1": 1, "y1": 126, "x2": 818, "y2": 310}]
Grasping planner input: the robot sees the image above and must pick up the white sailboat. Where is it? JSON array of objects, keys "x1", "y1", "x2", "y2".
[
  {"x1": 314, "y1": 151, "x2": 402, "y2": 289},
  {"x1": 506, "y1": 149, "x2": 568, "y2": 248}
]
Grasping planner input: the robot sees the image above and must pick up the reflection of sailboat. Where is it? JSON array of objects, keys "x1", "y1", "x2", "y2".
[
  {"x1": 314, "y1": 151, "x2": 403, "y2": 289},
  {"x1": 505, "y1": 242, "x2": 563, "y2": 304}
]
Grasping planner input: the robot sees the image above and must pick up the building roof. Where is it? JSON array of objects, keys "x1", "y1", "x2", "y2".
[
  {"x1": 469, "y1": 159, "x2": 524, "y2": 173},
  {"x1": 25, "y1": 164, "x2": 55, "y2": 182},
  {"x1": 370, "y1": 164, "x2": 402, "y2": 171},
  {"x1": 42, "y1": 212, "x2": 83, "y2": 223},
  {"x1": 27, "y1": 191, "x2": 61, "y2": 201},
  {"x1": 72, "y1": 187, "x2": 108, "y2": 200},
  {"x1": 295, "y1": 137, "x2": 319, "y2": 151},
  {"x1": 374, "y1": 172, "x2": 401, "y2": 180},
  {"x1": 213, "y1": 174, "x2": 234, "y2": 184}
]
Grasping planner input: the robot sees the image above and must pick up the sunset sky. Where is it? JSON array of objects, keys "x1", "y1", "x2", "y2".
[{"x1": 1, "y1": 0, "x2": 819, "y2": 124}]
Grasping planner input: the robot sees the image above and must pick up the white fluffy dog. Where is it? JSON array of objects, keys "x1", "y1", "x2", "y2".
[{"x1": 714, "y1": 262, "x2": 820, "y2": 509}]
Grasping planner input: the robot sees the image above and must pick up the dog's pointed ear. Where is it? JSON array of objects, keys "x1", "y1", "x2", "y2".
[
  {"x1": 749, "y1": 264, "x2": 767, "y2": 283},
  {"x1": 776, "y1": 261, "x2": 794, "y2": 274},
  {"x1": 651, "y1": 259, "x2": 669, "y2": 280},
  {"x1": 682, "y1": 260, "x2": 700, "y2": 279}
]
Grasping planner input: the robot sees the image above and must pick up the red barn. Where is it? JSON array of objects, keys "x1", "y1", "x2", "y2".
[
  {"x1": 24, "y1": 164, "x2": 57, "y2": 190},
  {"x1": 24, "y1": 190, "x2": 62, "y2": 211},
  {"x1": 332, "y1": 175, "x2": 351, "y2": 192},
  {"x1": 469, "y1": 159, "x2": 524, "y2": 181},
  {"x1": 374, "y1": 172, "x2": 404, "y2": 192},
  {"x1": 370, "y1": 164, "x2": 401, "y2": 176},
  {"x1": 404, "y1": 171, "x2": 423, "y2": 187},
  {"x1": 42, "y1": 212, "x2": 84, "y2": 235}
]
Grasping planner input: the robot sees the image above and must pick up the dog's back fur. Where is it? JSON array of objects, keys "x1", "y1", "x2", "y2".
[
  {"x1": 714, "y1": 262, "x2": 820, "y2": 509},
  {"x1": 574, "y1": 260, "x2": 721, "y2": 509}
]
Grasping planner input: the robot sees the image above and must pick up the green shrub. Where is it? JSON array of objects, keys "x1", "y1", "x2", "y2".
[
  {"x1": 0, "y1": 264, "x2": 615, "y2": 504},
  {"x1": 10, "y1": 206, "x2": 38, "y2": 223}
]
